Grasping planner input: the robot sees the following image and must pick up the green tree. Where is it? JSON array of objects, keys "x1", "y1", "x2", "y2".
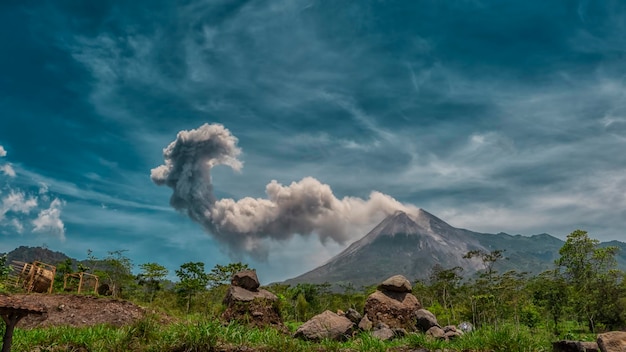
[
  {"x1": 529, "y1": 269, "x2": 568, "y2": 334},
  {"x1": 429, "y1": 265, "x2": 464, "y2": 325},
  {"x1": 138, "y1": 262, "x2": 168, "y2": 303},
  {"x1": 207, "y1": 262, "x2": 249, "y2": 288},
  {"x1": 175, "y1": 261, "x2": 209, "y2": 314},
  {"x1": 0, "y1": 254, "x2": 10, "y2": 291},
  {"x1": 556, "y1": 229, "x2": 621, "y2": 332}
]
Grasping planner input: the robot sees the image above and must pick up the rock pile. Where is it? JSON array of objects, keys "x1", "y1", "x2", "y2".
[
  {"x1": 221, "y1": 270, "x2": 284, "y2": 330},
  {"x1": 362, "y1": 275, "x2": 421, "y2": 331},
  {"x1": 292, "y1": 274, "x2": 472, "y2": 342}
]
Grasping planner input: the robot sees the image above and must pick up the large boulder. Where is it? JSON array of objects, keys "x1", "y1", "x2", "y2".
[
  {"x1": 221, "y1": 283, "x2": 284, "y2": 330},
  {"x1": 378, "y1": 275, "x2": 412, "y2": 293},
  {"x1": 231, "y1": 270, "x2": 260, "y2": 291},
  {"x1": 415, "y1": 309, "x2": 439, "y2": 332},
  {"x1": 597, "y1": 331, "x2": 626, "y2": 352},
  {"x1": 294, "y1": 310, "x2": 354, "y2": 341},
  {"x1": 364, "y1": 289, "x2": 421, "y2": 331}
]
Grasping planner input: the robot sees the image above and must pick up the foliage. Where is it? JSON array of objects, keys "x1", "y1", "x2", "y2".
[
  {"x1": 556, "y1": 229, "x2": 621, "y2": 332},
  {"x1": 0, "y1": 253, "x2": 9, "y2": 291},
  {"x1": 207, "y1": 262, "x2": 250, "y2": 287},
  {"x1": 175, "y1": 261, "x2": 210, "y2": 314},
  {"x1": 137, "y1": 262, "x2": 168, "y2": 303}
]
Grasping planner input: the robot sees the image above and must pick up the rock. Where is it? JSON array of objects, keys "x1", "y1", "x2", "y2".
[
  {"x1": 392, "y1": 328, "x2": 407, "y2": 337},
  {"x1": 221, "y1": 286, "x2": 283, "y2": 330},
  {"x1": 444, "y1": 330, "x2": 463, "y2": 340},
  {"x1": 294, "y1": 310, "x2": 354, "y2": 341},
  {"x1": 231, "y1": 270, "x2": 260, "y2": 291},
  {"x1": 442, "y1": 325, "x2": 457, "y2": 333},
  {"x1": 223, "y1": 286, "x2": 277, "y2": 303},
  {"x1": 372, "y1": 325, "x2": 395, "y2": 341},
  {"x1": 597, "y1": 331, "x2": 626, "y2": 352},
  {"x1": 358, "y1": 315, "x2": 373, "y2": 331},
  {"x1": 415, "y1": 309, "x2": 439, "y2": 332},
  {"x1": 458, "y1": 321, "x2": 473, "y2": 333},
  {"x1": 364, "y1": 290, "x2": 421, "y2": 331},
  {"x1": 553, "y1": 340, "x2": 599, "y2": 352},
  {"x1": 426, "y1": 326, "x2": 445, "y2": 339},
  {"x1": 345, "y1": 308, "x2": 362, "y2": 324},
  {"x1": 378, "y1": 275, "x2": 413, "y2": 293}
]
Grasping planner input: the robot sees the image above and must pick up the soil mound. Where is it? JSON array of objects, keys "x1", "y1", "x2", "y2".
[{"x1": 9, "y1": 293, "x2": 148, "y2": 328}]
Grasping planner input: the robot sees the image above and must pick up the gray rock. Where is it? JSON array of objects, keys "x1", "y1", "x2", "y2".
[
  {"x1": 597, "y1": 331, "x2": 626, "y2": 352},
  {"x1": 345, "y1": 308, "x2": 362, "y2": 324},
  {"x1": 372, "y1": 326, "x2": 395, "y2": 341},
  {"x1": 458, "y1": 321, "x2": 473, "y2": 333},
  {"x1": 415, "y1": 309, "x2": 439, "y2": 332},
  {"x1": 553, "y1": 340, "x2": 599, "y2": 352},
  {"x1": 358, "y1": 315, "x2": 373, "y2": 331},
  {"x1": 378, "y1": 275, "x2": 412, "y2": 293},
  {"x1": 231, "y1": 270, "x2": 260, "y2": 291},
  {"x1": 294, "y1": 310, "x2": 354, "y2": 341},
  {"x1": 426, "y1": 326, "x2": 445, "y2": 339}
]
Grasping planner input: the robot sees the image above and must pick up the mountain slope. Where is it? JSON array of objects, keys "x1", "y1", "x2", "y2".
[
  {"x1": 286, "y1": 209, "x2": 489, "y2": 288},
  {"x1": 285, "y1": 209, "x2": 626, "y2": 288}
]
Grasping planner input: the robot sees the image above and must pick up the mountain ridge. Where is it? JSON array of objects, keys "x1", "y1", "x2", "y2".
[{"x1": 285, "y1": 209, "x2": 626, "y2": 288}]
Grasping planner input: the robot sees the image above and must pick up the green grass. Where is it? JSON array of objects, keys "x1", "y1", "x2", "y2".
[{"x1": 5, "y1": 318, "x2": 557, "y2": 352}]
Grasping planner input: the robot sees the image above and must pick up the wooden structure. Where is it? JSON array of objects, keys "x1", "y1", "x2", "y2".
[
  {"x1": 0, "y1": 295, "x2": 46, "y2": 352},
  {"x1": 7, "y1": 261, "x2": 56, "y2": 294},
  {"x1": 63, "y1": 272, "x2": 99, "y2": 294}
]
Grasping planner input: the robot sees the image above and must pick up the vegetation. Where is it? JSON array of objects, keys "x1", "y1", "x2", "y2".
[{"x1": 0, "y1": 229, "x2": 625, "y2": 351}]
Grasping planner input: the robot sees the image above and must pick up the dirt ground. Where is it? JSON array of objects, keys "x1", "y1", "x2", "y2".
[{"x1": 7, "y1": 293, "x2": 150, "y2": 329}]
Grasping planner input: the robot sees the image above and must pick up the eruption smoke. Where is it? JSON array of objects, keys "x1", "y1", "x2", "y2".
[{"x1": 151, "y1": 123, "x2": 416, "y2": 258}]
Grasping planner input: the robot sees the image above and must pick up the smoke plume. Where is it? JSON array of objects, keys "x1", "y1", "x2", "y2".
[{"x1": 151, "y1": 123, "x2": 415, "y2": 258}]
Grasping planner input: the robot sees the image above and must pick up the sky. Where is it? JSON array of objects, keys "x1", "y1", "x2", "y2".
[{"x1": 1, "y1": 0, "x2": 626, "y2": 283}]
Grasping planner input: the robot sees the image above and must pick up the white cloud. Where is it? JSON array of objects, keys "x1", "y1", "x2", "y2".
[
  {"x1": 0, "y1": 145, "x2": 6, "y2": 157},
  {"x1": 32, "y1": 198, "x2": 66, "y2": 240},
  {"x1": 1, "y1": 164, "x2": 16, "y2": 177},
  {"x1": 0, "y1": 191, "x2": 38, "y2": 220}
]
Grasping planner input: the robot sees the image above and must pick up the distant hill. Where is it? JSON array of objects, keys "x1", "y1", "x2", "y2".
[
  {"x1": 3, "y1": 246, "x2": 71, "y2": 265},
  {"x1": 285, "y1": 209, "x2": 626, "y2": 288}
]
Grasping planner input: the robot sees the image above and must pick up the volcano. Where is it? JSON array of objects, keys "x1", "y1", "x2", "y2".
[{"x1": 284, "y1": 209, "x2": 583, "y2": 288}]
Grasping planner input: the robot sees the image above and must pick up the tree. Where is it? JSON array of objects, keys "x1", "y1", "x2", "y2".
[
  {"x1": 429, "y1": 265, "x2": 464, "y2": 325},
  {"x1": 0, "y1": 254, "x2": 10, "y2": 291},
  {"x1": 138, "y1": 262, "x2": 168, "y2": 303},
  {"x1": 556, "y1": 229, "x2": 621, "y2": 332},
  {"x1": 207, "y1": 262, "x2": 249, "y2": 288},
  {"x1": 530, "y1": 269, "x2": 568, "y2": 334},
  {"x1": 175, "y1": 262, "x2": 209, "y2": 314}
]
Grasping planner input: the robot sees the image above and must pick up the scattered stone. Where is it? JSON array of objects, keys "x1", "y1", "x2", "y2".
[
  {"x1": 345, "y1": 308, "x2": 362, "y2": 324},
  {"x1": 415, "y1": 309, "x2": 439, "y2": 332},
  {"x1": 458, "y1": 321, "x2": 473, "y2": 333},
  {"x1": 364, "y1": 289, "x2": 421, "y2": 331},
  {"x1": 372, "y1": 325, "x2": 395, "y2": 341},
  {"x1": 553, "y1": 340, "x2": 599, "y2": 352},
  {"x1": 358, "y1": 315, "x2": 373, "y2": 331},
  {"x1": 444, "y1": 330, "x2": 463, "y2": 340},
  {"x1": 392, "y1": 328, "x2": 407, "y2": 337},
  {"x1": 426, "y1": 325, "x2": 445, "y2": 339},
  {"x1": 231, "y1": 270, "x2": 260, "y2": 291},
  {"x1": 597, "y1": 331, "x2": 626, "y2": 352},
  {"x1": 378, "y1": 275, "x2": 413, "y2": 293},
  {"x1": 294, "y1": 310, "x2": 354, "y2": 341}
]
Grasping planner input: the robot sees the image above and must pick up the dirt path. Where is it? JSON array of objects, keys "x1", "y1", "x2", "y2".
[{"x1": 7, "y1": 293, "x2": 148, "y2": 328}]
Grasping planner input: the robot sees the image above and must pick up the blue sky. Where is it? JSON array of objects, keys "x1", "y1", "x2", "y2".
[{"x1": 1, "y1": 0, "x2": 626, "y2": 283}]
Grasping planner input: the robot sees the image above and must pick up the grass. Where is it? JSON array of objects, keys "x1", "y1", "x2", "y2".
[{"x1": 4, "y1": 317, "x2": 558, "y2": 352}]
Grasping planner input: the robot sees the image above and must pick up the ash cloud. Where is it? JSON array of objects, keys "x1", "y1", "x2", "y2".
[{"x1": 151, "y1": 123, "x2": 415, "y2": 258}]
